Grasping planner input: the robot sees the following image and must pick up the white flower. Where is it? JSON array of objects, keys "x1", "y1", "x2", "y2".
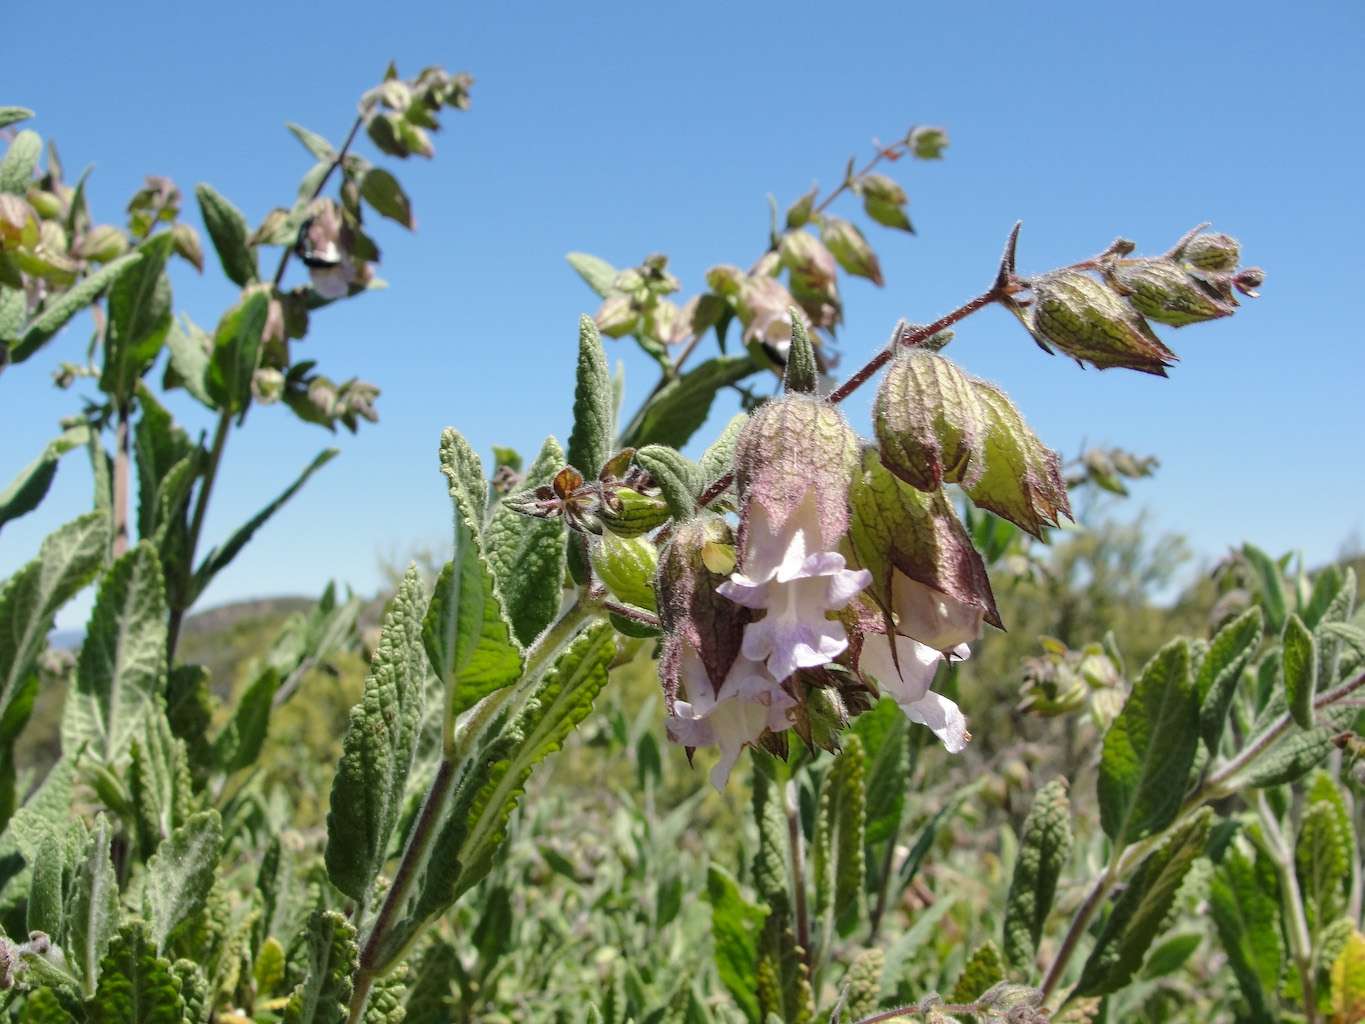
[
  {"x1": 309, "y1": 262, "x2": 354, "y2": 300},
  {"x1": 858, "y1": 630, "x2": 970, "y2": 753},
  {"x1": 665, "y1": 644, "x2": 796, "y2": 790},
  {"x1": 890, "y1": 570, "x2": 984, "y2": 651},
  {"x1": 717, "y1": 490, "x2": 871, "y2": 682}
]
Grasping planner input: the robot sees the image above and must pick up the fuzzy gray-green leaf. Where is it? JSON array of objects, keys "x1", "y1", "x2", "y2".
[
  {"x1": 568, "y1": 315, "x2": 613, "y2": 479},
  {"x1": 325, "y1": 567, "x2": 429, "y2": 902},
  {"x1": 1209, "y1": 846, "x2": 1281, "y2": 1021},
  {"x1": 144, "y1": 809, "x2": 222, "y2": 952},
  {"x1": 90, "y1": 921, "x2": 186, "y2": 1024},
  {"x1": 282, "y1": 910, "x2": 358, "y2": 1024},
  {"x1": 1197, "y1": 605, "x2": 1263, "y2": 752},
  {"x1": 1097, "y1": 639, "x2": 1197, "y2": 846},
  {"x1": 13, "y1": 252, "x2": 143, "y2": 363},
  {"x1": 62, "y1": 542, "x2": 167, "y2": 766},
  {"x1": 194, "y1": 183, "x2": 258, "y2": 287},
  {"x1": 68, "y1": 814, "x2": 120, "y2": 996},
  {"x1": 622, "y1": 356, "x2": 756, "y2": 450},
  {"x1": 635, "y1": 445, "x2": 702, "y2": 520},
  {"x1": 1003, "y1": 779, "x2": 1073, "y2": 970},
  {"x1": 1282, "y1": 613, "x2": 1316, "y2": 729},
  {"x1": 486, "y1": 437, "x2": 567, "y2": 645},
  {"x1": 0, "y1": 425, "x2": 90, "y2": 534}
]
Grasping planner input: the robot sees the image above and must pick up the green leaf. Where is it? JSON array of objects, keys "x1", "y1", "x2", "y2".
[
  {"x1": 282, "y1": 910, "x2": 358, "y2": 1024},
  {"x1": 362, "y1": 963, "x2": 410, "y2": 1024},
  {"x1": 621, "y1": 356, "x2": 757, "y2": 450},
  {"x1": 852, "y1": 697, "x2": 908, "y2": 847},
  {"x1": 0, "y1": 129, "x2": 41, "y2": 194},
  {"x1": 28, "y1": 827, "x2": 70, "y2": 939},
  {"x1": 286, "y1": 123, "x2": 336, "y2": 162},
  {"x1": 1097, "y1": 639, "x2": 1198, "y2": 847},
  {"x1": 1002, "y1": 779, "x2": 1073, "y2": 970},
  {"x1": 840, "y1": 949, "x2": 884, "y2": 1021},
  {"x1": 162, "y1": 316, "x2": 216, "y2": 408},
  {"x1": 1139, "y1": 932, "x2": 1201, "y2": 980},
  {"x1": 22, "y1": 988, "x2": 80, "y2": 1024},
  {"x1": 172, "y1": 960, "x2": 209, "y2": 1024},
  {"x1": 1331, "y1": 930, "x2": 1365, "y2": 1024},
  {"x1": 949, "y1": 941, "x2": 1005, "y2": 1004},
  {"x1": 423, "y1": 545, "x2": 523, "y2": 727},
  {"x1": 0, "y1": 107, "x2": 34, "y2": 130},
  {"x1": 68, "y1": 814, "x2": 120, "y2": 996},
  {"x1": 61, "y1": 542, "x2": 167, "y2": 765},
  {"x1": 101, "y1": 233, "x2": 175, "y2": 400},
  {"x1": 699, "y1": 413, "x2": 747, "y2": 491},
  {"x1": 437, "y1": 428, "x2": 487, "y2": 538},
  {"x1": 194, "y1": 184, "x2": 258, "y2": 286},
  {"x1": 1210, "y1": 846, "x2": 1282, "y2": 1022},
  {"x1": 1296, "y1": 772, "x2": 1353, "y2": 933},
  {"x1": 1075, "y1": 807, "x2": 1212, "y2": 996},
  {"x1": 13, "y1": 252, "x2": 143, "y2": 363},
  {"x1": 634, "y1": 445, "x2": 701, "y2": 520},
  {"x1": 704, "y1": 864, "x2": 767, "y2": 1024},
  {"x1": 0, "y1": 424, "x2": 91, "y2": 533},
  {"x1": 192, "y1": 448, "x2": 338, "y2": 601},
  {"x1": 1283, "y1": 613, "x2": 1317, "y2": 729},
  {"x1": 566, "y1": 252, "x2": 618, "y2": 298},
  {"x1": 205, "y1": 288, "x2": 269, "y2": 414},
  {"x1": 143, "y1": 809, "x2": 222, "y2": 952},
  {"x1": 128, "y1": 711, "x2": 192, "y2": 856},
  {"x1": 486, "y1": 437, "x2": 567, "y2": 646},
  {"x1": 325, "y1": 567, "x2": 429, "y2": 903},
  {"x1": 401, "y1": 623, "x2": 615, "y2": 958},
  {"x1": 360, "y1": 168, "x2": 413, "y2": 228},
  {"x1": 1242, "y1": 543, "x2": 1287, "y2": 634},
  {"x1": 568, "y1": 314, "x2": 613, "y2": 478},
  {"x1": 210, "y1": 667, "x2": 281, "y2": 774},
  {"x1": 90, "y1": 921, "x2": 186, "y2": 1024},
  {"x1": 1197, "y1": 605, "x2": 1263, "y2": 752},
  {"x1": 813, "y1": 733, "x2": 866, "y2": 940},
  {"x1": 1238, "y1": 698, "x2": 1356, "y2": 789},
  {"x1": 133, "y1": 390, "x2": 194, "y2": 542}
]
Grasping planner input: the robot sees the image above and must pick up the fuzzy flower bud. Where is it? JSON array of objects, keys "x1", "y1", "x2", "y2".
[
  {"x1": 1025, "y1": 270, "x2": 1177, "y2": 376},
  {"x1": 592, "y1": 532, "x2": 659, "y2": 611},
  {"x1": 874, "y1": 351, "x2": 984, "y2": 491},
  {"x1": 1106, "y1": 258, "x2": 1234, "y2": 327},
  {"x1": 737, "y1": 274, "x2": 805, "y2": 352},
  {"x1": 779, "y1": 230, "x2": 838, "y2": 288},
  {"x1": 1179, "y1": 231, "x2": 1240, "y2": 272},
  {"x1": 820, "y1": 216, "x2": 884, "y2": 286}
]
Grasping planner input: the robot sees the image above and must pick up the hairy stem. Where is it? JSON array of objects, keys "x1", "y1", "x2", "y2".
[
  {"x1": 1256, "y1": 792, "x2": 1318, "y2": 1024},
  {"x1": 813, "y1": 140, "x2": 905, "y2": 216},
  {"x1": 1038, "y1": 866, "x2": 1119, "y2": 1001},
  {"x1": 111, "y1": 405, "x2": 131, "y2": 558},
  {"x1": 867, "y1": 832, "x2": 898, "y2": 944},
  {"x1": 598, "y1": 599, "x2": 661, "y2": 628},
  {"x1": 166, "y1": 407, "x2": 231, "y2": 660}
]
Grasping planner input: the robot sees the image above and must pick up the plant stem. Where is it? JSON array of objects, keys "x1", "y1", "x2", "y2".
[
  {"x1": 598, "y1": 600, "x2": 660, "y2": 628},
  {"x1": 813, "y1": 141, "x2": 905, "y2": 216},
  {"x1": 692, "y1": 286, "x2": 1002, "y2": 511},
  {"x1": 1255, "y1": 792, "x2": 1318, "y2": 1023},
  {"x1": 167, "y1": 407, "x2": 231, "y2": 659},
  {"x1": 785, "y1": 780, "x2": 812, "y2": 969},
  {"x1": 1038, "y1": 866, "x2": 1119, "y2": 1001},
  {"x1": 867, "y1": 833, "x2": 898, "y2": 943},
  {"x1": 272, "y1": 115, "x2": 365, "y2": 289},
  {"x1": 111, "y1": 405, "x2": 131, "y2": 558}
]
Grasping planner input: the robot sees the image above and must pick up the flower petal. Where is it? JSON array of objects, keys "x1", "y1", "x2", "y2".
[{"x1": 901, "y1": 690, "x2": 970, "y2": 753}]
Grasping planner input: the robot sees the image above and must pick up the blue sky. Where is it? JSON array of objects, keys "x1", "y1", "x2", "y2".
[{"x1": 4, "y1": 0, "x2": 1362, "y2": 629}]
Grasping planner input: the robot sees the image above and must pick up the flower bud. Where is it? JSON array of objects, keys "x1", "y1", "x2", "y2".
[
  {"x1": 656, "y1": 515, "x2": 749, "y2": 695},
  {"x1": 599, "y1": 486, "x2": 670, "y2": 537},
  {"x1": 965, "y1": 382, "x2": 1070, "y2": 538},
  {"x1": 1179, "y1": 231, "x2": 1240, "y2": 272},
  {"x1": 1106, "y1": 258, "x2": 1233, "y2": 327},
  {"x1": 855, "y1": 173, "x2": 907, "y2": 205},
  {"x1": 0, "y1": 195, "x2": 39, "y2": 249},
  {"x1": 1234, "y1": 267, "x2": 1265, "y2": 298},
  {"x1": 1026, "y1": 270, "x2": 1176, "y2": 375},
  {"x1": 779, "y1": 230, "x2": 837, "y2": 287},
  {"x1": 592, "y1": 532, "x2": 659, "y2": 611},
  {"x1": 737, "y1": 275, "x2": 803, "y2": 349},
  {"x1": 252, "y1": 367, "x2": 285, "y2": 404},
  {"x1": 874, "y1": 351, "x2": 984, "y2": 491},
  {"x1": 594, "y1": 294, "x2": 636, "y2": 338},
  {"x1": 705, "y1": 264, "x2": 743, "y2": 296},
  {"x1": 75, "y1": 224, "x2": 129, "y2": 263},
  {"x1": 785, "y1": 185, "x2": 817, "y2": 229},
  {"x1": 172, "y1": 222, "x2": 204, "y2": 272},
  {"x1": 735, "y1": 395, "x2": 860, "y2": 553},
  {"x1": 820, "y1": 216, "x2": 883, "y2": 286},
  {"x1": 25, "y1": 188, "x2": 63, "y2": 220}
]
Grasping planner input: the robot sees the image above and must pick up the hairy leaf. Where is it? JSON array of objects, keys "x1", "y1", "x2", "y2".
[
  {"x1": 205, "y1": 288, "x2": 269, "y2": 414},
  {"x1": 634, "y1": 445, "x2": 702, "y2": 521},
  {"x1": 144, "y1": 809, "x2": 222, "y2": 952},
  {"x1": 326, "y1": 567, "x2": 429, "y2": 902},
  {"x1": 1197, "y1": 606, "x2": 1263, "y2": 752},
  {"x1": 486, "y1": 436, "x2": 566, "y2": 645},
  {"x1": 949, "y1": 941, "x2": 1005, "y2": 1004},
  {"x1": 102, "y1": 233, "x2": 175, "y2": 400},
  {"x1": 62, "y1": 543, "x2": 167, "y2": 765},
  {"x1": 194, "y1": 184, "x2": 258, "y2": 286},
  {"x1": 1332, "y1": 930, "x2": 1365, "y2": 1024},
  {"x1": 699, "y1": 413, "x2": 748, "y2": 491},
  {"x1": 568, "y1": 314, "x2": 614, "y2": 478},
  {"x1": 622, "y1": 356, "x2": 756, "y2": 450},
  {"x1": 1075, "y1": 807, "x2": 1212, "y2": 996},
  {"x1": 814, "y1": 734, "x2": 866, "y2": 940},
  {"x1": 1242, "y1": 543, "x2": 1286, "y2": 634},
  {"x1": 210, "y1": 666, "x2": 280, "y2": 775},
  {"x1": 0, "y1": 129, "x2": 41, "y2": 194},
  {"x1": 566, "y1": 252, "x2": 618, "y2": 298},
  {"x1": 1003, "y1": 779, "x2": 1073, "y2": 970},
  {"x1": 1282, "y1": 613, "x2": 1317, "y2": 728},
  {"x1": 704, "y1": 865, "x2": 766, "y2": 1024},
  {"x1": 13, "y1": 252, "x2": 143, "y2": 363},
  {"x1": 128, "y1": 711, "x2": 193, "y2": 856},
  {"x1": 1296, "y1": 772, "x2": 1353, "y2": 933},
  {"x1": 282, "y1": 911, "x2": 358, "y2": 1024},
  {"x1": 1210, "y1": 846, "x2": 1282, "y2": 1022},
  {"x1": 90, "y1": 921, "x2": 186, "y2": 1024},
  {"x1": 0, "y1": 425, "x2": 91, "y2": 534},
  {"x1": 1097, "y1": 639, "x2": 1198, "y2": 847},
  {"x1": 68, "y1": 814, "x2": 120, "y2": 996}
]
